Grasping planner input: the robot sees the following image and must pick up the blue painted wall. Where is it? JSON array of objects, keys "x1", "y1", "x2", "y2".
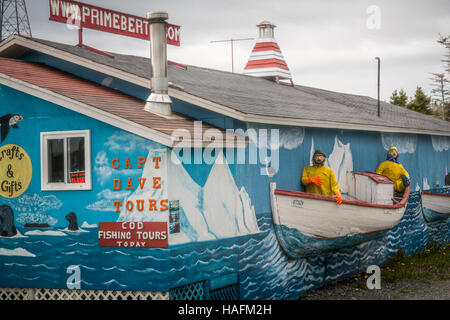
[
  {"x1": 0, "y1": 84, "x2": 165, "y2": 226},
  {"x1": 0, "y1": 84, "x2": 172, "y2": 290}
]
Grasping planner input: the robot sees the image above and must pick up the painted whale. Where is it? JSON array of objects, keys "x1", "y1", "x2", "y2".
[
  {"x1": 65, "y1": 212, "x2": 79, "y2": 231},
  {"x1": 0, "y1": 205, "x2": 17, "y2": 237}
]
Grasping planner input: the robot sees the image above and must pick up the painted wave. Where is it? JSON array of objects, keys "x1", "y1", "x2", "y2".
[{"x1": 0, "y1": 190, "x2": 447, "y2": 298}]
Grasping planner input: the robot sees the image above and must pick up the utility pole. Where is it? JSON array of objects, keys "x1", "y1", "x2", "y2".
[
  {"x1": 211, "y1": 38, "x2": 254, "y2": 73},
  {"x1": 0, "y1": 0, "x2": 31, "y2": 41},
  {"x1": 375, "y1": 57, "x2": 381, "y2": 117}
]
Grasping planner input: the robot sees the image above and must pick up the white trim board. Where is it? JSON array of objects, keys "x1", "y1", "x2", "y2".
[
  {"x1": 0, "y1": 35, "x2": 150, "y2": 88},
  {"x1": 0, "y1": 72, "x2": 172, "y2": 146},
  {"x1": 0, "y1": 73, "x2": 246, "y2": 148}
]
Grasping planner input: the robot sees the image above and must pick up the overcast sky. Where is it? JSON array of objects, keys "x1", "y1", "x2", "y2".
[{"x1": 26, "y1": 0, "x2": 450, "y2": 101}]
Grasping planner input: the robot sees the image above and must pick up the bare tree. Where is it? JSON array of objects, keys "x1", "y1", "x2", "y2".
[
  {"x1": 437, "y1": 34, "x2": 450, "y2": 74},
  {"x1": 430, "y1": 34, "x2": 450, "y2": 121},
  {"x1": 430, "y1": 72, "x2": 450, "y2": 120}
]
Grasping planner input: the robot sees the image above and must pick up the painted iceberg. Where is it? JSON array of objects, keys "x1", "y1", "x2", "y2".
[
  {"x1": 202, "y1": 151, "x2": 260, "y2": 239},
  {"x1": 326, "y1": 136, "x2": 353, "y2": 190},
  {"x1": 310, "y1": 136, "x2": 353, "y2": 192},
  {"x1": 118, "y1": 149, "x2": 260, "y2": 245}
]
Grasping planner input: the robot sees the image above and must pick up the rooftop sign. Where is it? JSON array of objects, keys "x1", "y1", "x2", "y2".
[{"x1": 49, "y1": 0, "x2": 180, "y2": 46}]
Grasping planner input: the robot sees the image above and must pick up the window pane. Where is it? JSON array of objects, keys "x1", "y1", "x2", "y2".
[
  {"x1": 68, "y1": 137, "x2": 85, "y2": 184},
  {"x1": 47, "y1": 139, "x2": 64, "y2": 183}
]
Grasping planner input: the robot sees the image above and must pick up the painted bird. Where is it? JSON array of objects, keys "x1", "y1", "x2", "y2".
[
  {"x1": 0, "y1": 114, "x2": 23, "y2": 143},
  {"x1": 264, "y1": 157, "x2": 277, "y2": 178}
]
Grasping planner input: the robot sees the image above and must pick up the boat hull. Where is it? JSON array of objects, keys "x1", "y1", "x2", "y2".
[
  {"x1": 274, "y1": 224, "x2": 389, "y2": 259},
  {"x1": 421, "y1": 192, "x2": 450, "y2": 223},
  {"x1": 270, "y1": 182, "x2": 409, "y2": 259}
]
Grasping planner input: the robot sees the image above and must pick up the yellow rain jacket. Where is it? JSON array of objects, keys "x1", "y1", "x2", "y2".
[
  {"x1": 301, "y1": 165, "x2": 340, "y2": 197},
  {"x1": 375, "y1": 161, "x2": 410, "y2": 192}
]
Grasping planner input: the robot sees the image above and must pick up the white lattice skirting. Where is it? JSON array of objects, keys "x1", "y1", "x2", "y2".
[{"x1": 0, "y1": 287, "x2": 169, "y2": 300}]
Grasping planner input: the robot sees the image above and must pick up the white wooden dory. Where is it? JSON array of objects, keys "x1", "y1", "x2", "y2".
[
  {"x1": 421, "y1": 191, "x2": 450, "y2": 222},
  {"x1": 270, "y1": 171, "x2": 410, "y2": 258},
  {"x1": 421, "y1": 192, "x2": 450, "y2": 215}
]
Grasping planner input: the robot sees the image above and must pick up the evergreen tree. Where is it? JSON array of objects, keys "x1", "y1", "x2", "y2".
[
  {"x1": 390, "y1": 89, "x2": 408, "y2": 107},
  {"x1": 406, "y1": 86, "x2": 433, "y2": 115}
]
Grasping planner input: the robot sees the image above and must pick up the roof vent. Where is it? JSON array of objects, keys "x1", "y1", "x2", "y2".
[
  {"x1": 144, "y1": 11, "x2": 172, "y2": 116},
  {"x1": 243, "y1": 21, "x2": 293, "y2": 85}
]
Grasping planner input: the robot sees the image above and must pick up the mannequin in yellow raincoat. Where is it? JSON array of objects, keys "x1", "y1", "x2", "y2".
[
  {"x1": 376, "y1": 146, "x2": 410, "y2": 193},
  {"x1": 301, "y1": 150, "x2": 342, "y2": 205}
]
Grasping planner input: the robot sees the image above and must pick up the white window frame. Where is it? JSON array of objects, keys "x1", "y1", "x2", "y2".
[{"x1": 40, "y1": 130, "x2": 92, "y2": 191}]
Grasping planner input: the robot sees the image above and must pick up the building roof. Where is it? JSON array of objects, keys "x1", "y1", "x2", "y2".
[
  {"x1": 1, "y1": 35, "x2": 449, "y2": 136},
  {"x1": 0, "y1": 57, "x2": 241, "y2": 147},
  {"x1": 257, "y1": 21, "x2": 276, "y2": 27}
]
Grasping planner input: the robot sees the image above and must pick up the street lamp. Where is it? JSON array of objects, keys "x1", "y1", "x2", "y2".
[{"x1": 375, "y1": 57, "x2": 380, "y2": 117}]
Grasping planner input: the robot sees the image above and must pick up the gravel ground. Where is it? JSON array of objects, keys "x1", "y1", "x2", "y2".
[{"x1": 299, "y1": 279, "x2": 450, "y2": 300}]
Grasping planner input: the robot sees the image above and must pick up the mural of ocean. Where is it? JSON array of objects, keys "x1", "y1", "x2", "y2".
[
  {"x1": 0, "y1": 215, "x2": 322, "y2": 299},
  {"x1": 0, "y1": 191, "x2": 448, "y2": 300}
]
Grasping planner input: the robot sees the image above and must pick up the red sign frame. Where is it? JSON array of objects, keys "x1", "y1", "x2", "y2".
[
  {"x1": 98, "y1": 222, "x2": 168, "y2": 247},
  {"x1": 49, "y1": 0, "x2": 180, "y2": 46}
]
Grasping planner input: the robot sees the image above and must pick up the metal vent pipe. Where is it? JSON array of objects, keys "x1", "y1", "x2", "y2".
[{"x1": 144, "y1": 11, "x2": 172, "y2": 116}]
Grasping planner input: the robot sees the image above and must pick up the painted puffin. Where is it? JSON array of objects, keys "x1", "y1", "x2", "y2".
[{"x1": 0, "y1": 114, "x2": 23, "y2": 143}]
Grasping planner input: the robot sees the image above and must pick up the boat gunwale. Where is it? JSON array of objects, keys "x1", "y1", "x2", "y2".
[
  {"x1": 352, "y1": 171, "x2": 394, "y2": 184},
  {"x1": 421, "y1": 191, "x2": 450, "y2": 198},
  {"x1": 274, "y1": 185, "x2": 410, "y2": 209}
]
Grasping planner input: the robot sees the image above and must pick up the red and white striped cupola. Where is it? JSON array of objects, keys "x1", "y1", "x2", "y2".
[{"x1": 244, "y1": 21, "x2": 293, "y2": 84}]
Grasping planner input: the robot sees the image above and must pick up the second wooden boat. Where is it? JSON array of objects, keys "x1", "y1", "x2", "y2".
[{"x1": 421, "y1": 191, "x2": 450, "y2": 222}]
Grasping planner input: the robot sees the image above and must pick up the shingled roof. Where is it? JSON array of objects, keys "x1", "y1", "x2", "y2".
[
  {"x1": 0, "y1": 56, "x2": 241, "y2": 147},
  {"x1": 1, "y1": 35, "x2": 449, "y2": 136}
]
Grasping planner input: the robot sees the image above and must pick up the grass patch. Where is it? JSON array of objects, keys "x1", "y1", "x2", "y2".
[{"x1": 351, "y1": 240, "x2": 449, "y2": 288}]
